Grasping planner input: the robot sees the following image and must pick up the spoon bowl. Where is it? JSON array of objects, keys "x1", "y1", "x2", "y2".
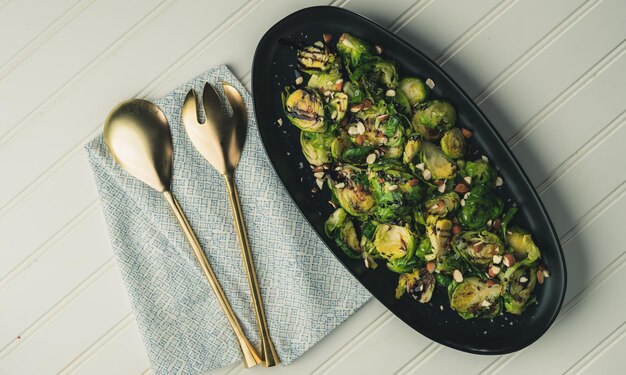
[{"x1": 103, "y1": 99, "x2": 262, "y2": 368}]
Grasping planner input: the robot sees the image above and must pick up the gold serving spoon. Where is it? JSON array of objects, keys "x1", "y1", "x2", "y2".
[
  {"x1": 103, "y1": 99, "x2": 261, "y2": 368},
  {"x1": 182, "y1": 83, "x2": 280, "y2": 367}
]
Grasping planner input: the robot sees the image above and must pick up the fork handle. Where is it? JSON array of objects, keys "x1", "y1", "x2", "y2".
[
  {"x1": 224, "y1": 173, "x2": 280, "y2": 367},
  {"x1": 162, "y1": 190, "x2": 262, "y2": 368}
]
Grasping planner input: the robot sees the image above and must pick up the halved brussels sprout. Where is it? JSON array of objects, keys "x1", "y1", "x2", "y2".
[
  {"x1": 296, "y1": 44, "x2": 337, "y2": 73},
  {"x1": 330, "y1": 170, "x2": 376, "y2": 217},
  {"x1": 502, "y1": 263, "x2": 538, "y2": 314},
  {"x1": 347, "y1": 110, "x2": 406, "y2": 160},
  {"x1": 398, "y1": 77, "x2": 429, "y2": 107},
  {"x1": 328, "y1": 92, "x2": 349, "y2": 124},
  {"x1": 420, "y1": 141, "x2": 456, "y2": 180},
  {"x1": 459, "y1": 185, "x2": 503, "y2": 229},
  {"x1": 395, "y1": 268, "x2": 436, "y2": 303},
  {"x1": 283, "y1": 89, "x2": 326, "y2": 132},
  {"x1": 440, "y1": 128, "x2": 466, "y2": 159},
  {"x1": 368, "y1": 162, "x2": 422, "y2": 223},
  {"x1": 412, "y1": 100, "x2": 457, "y2": 140},
  {"x1": 463, "y1": 159, "x2": 496, "y2": 187},
  {"x1": 426, "y1": 215, "x2": 452, "y2": 258},
  {"x1": 449, "y1": 277, "x2": 503, "y2": 319},
  {"x1": 424, "y1": 192, "x2": 460, "y2": 218},
  {"x1": 373, "y1": 224, "x2": 417, "y2": 261},
  {"x1": 352, "y1": 60, "x2": 398, "y2": 91},
  {"x1": 451, "y1": 230, "x2": 503, "y2": 266},
  {"x1": 300, "y1": 131, "x2": 332, "y2": 166},
  {"x1": 324, "y1": 208, "x2": 362, "y2": 258},
  {"x1": 307, "y1": 69, "x2": 343, "y2": 91},
  {"x1": 506, "y1": 227, "x2": 541, "y2": 263},
  {"x1": 403, "y1": 137, "x2": 421, "y2": 164},
  {"x1": 337, "y1": 33, "x2": 377, "y2": 70}
]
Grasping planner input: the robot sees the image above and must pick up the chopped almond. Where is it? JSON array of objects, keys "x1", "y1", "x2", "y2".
[
  {"x1": 408, "y1": 179, "x2": 419, "y2": 187},
  {"x1": 454, "y1": 183, "x2": 469, "y2": 193},
  {"x1": 537, "y1": 269, "x2": 545, "y2": 284},
  {"x1": 488, "y1": 265, "x2": 501, "y2": 278},
  {"x1": 323, "y1": 33, "x2": 333, "y2": 43},
  {"x1": 452, "y1": 225, "x2": 461, "y2": 235},
  {"x1": 461, "y1": 128, "x2": 473, "y2": 138},
  {"x1": 453, "y1": 269, "x2": 463, "y2": 283},
  {"x1": 502, "y1": 254, "x2": 516, "y2": 267},
  {"x1": 426, "y1": 262, "x2": 436, "y2": 273}
]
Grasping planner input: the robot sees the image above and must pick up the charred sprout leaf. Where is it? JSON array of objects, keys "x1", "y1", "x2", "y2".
[
  {"x1": 424, "y1": 192, "x2": 460, "y2": 217},
  {"x1": 300, "y1": 131, "x2": 332, "y2": 166},
  {"x1": 342, "y1": 81, "x2": 365, "y2": 104},
  {"x1": 330, "y1": 169, "x2": 376, "y2": 217},
  {"x1": 398, "y1": 77, "x2": 429, "y2": 107},
  {"x1": 501, "y1": 205, "x2": 518, "y2": 242},
  {"x1": 440, "y1": 128, "x2": 467, "y2": 159},
  {"x1": 373, "y1": 224, "x2": 417, "y2": 261},
  {"x1": 421, "y1": 141, "x2": 456, "y2": 180},
  {"x1": 502, "y1": 263, "x2": 538, "y2": 314},
  {"x1": 449, "y1": 277, "x2": 503, "y2": 319},
  {"x1": 506, "y1": 227, "x2": 541, "y2": 263},
  {"x1": 324, "y1": 208, "x2": 362, "y2": 259},
  {"x1": 459, "y1": 185, "x2": 503, "y2": 229},
  {"x1": 336, "y1": 33, "x2": 378, "y2": 70},
  {"x1": 412, "y1": 100, "x2": 457, "y2": 140},
  {"x1": 283, "y1": 88, "x2": 326, "y2": 132},
  {"x1": 426, "y1": 215, "x2": 453, "y2": 259},
  {"x1": 395, "y1": 268, "x2": 435, "y2": 302},
  {"x1": 393, "y1": 89, "x2": 412, "y2": 117},
  {"x1": 296, "y1": 44, "x2": 337, "y2": 73},
  {"x1": 463, "y1": 159, "x2": 496, "y2": 187},
  {"x1": 452, "y1": 230, "x2": 503, "y2": 267}
]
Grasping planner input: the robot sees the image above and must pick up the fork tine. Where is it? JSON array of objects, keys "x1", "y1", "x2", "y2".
[
  {"x1": 182, "y1": 89, "x2": 201, "y2": 126},
  {"x1": 222, "y1": 83, "x2": 247, "y2": 127},
  {"x1": 202, "y1": 82, "x2": 226, "y2": 124}
]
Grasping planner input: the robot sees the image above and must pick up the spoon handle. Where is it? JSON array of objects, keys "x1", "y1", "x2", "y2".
[
  {"x1": 224, "y1": 173, "x2": 280, "y2": 367},
  {"x1": 162, "y1": 190, "x2": 262, "y2": 368}
]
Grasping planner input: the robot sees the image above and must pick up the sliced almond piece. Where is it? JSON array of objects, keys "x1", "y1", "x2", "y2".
[
  {"x1": 437, "y1": 183, "x2": 446, "y2": 193},
  {"x1": 492, "y1": 255, "x2": 502, "y2": 264},
  {"x1": 295, "y1": 76, "x2": 304, "y2": 85},
  {"x1": 502, "y1": 254, "x2": 516, "y2": 267},
  {"x1": 415, "y1": 162, "x2": 425, "y2": 171},
  {"x1": 481, "y1": 300, "x2": 492, "y2": 307},
  {"x1": 422, "y1": 169, "x2": 432, "y2": 180},
  {"x1": 316, "y1": 179, "x2": 324, "y2": 190},
  {"x1": 313, "y1": 171, "x2": 325, "y2": 179},
  {"x1": 334, "y1": 182, "x2": 345, "y2": 189},
  {"x1": 495, "y1": 176, "x2": 504, "y2": 187},
  {"x1": 452, "y1": 270, "x2": 464, "y2": 282},
  {"x1": 425, "y1": 78, "x2": 435, "y2": 89},
  {"x1": 366, "y1": 153, "x2": 377, "y2": 165}
]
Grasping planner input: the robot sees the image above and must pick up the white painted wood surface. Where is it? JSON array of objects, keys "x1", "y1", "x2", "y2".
[{"x1": 0, "y1": 0, "x2": 624, "y2": 373}]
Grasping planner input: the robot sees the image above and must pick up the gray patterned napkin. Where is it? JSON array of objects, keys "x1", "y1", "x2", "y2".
[{"x1": 85, "y1": 65, "x2": 371, "y2": 375}]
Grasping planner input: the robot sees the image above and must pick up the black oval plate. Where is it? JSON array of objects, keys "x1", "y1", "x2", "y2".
[{"x1": 251, "y1": 6, "x2": 566, "y2": 354}]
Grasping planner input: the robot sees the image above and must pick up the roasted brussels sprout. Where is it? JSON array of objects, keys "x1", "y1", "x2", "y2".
[
  {"x1": 459, "y1": 185, "x2": 503, "y2": 229},
  {"x1": 300, "y1": 131, "x2": 332, "y2": 166},
  {"x1": 342, "y1": 81, "x2": 366, "y2": 104},
  {"x1": 449, "y1": 277, "x2": 503, "y2": 319},
  {"x1": 425, "y1": 215, "x2": 453, "y2": 259},
  {"x1": 452, "y1": 230, "x2": 503, "y2": 266},
  {"x1": 463, "y1": 159, "x2": 496, "y2": 186},
  {"x1": 337, "y1": 33, "x2": 377, "y2": 70},
  {"x1": 398, "y1": 77, "x2": 429, "y2": 107},
  {"x1": 395, "y1": 268, "x2": 436, "y2": 303},
  {"x1": 506, "y1": 227, "x2": 541, "y2": 263},
  {"x1": 346, "y1": 107, "x2": 406, "y2": 160},
  {"x1": 440, "y1": 128, "x2": 466, "y2": 159},
  {"x1": 296, "y1": 44, "x2": 337, "y2": 73},
  {"x1": 328, "y1": 92, "x2": 349, "y2": 124},
  {"x1": 412, "y1": 100, "x2": 457, "y2": 140},
  {"x1": 420, "y1": 141, "x2": 456, "y2": 180},
  {"x1": 373, "y1": 224, "x2": 417, "y2": 261},
  {"x1": 424, "y1": 192, "x2": 460, "y2": 217},
  {"x1": 283, "y1": 88, "x2": 326, "y2": 132},
  {"x1": 324, "y1": 208, "x2": 362, "y2": 258},
  {"x1": 502, "y1": 263, "x2": 538, "y2": 314},
  {"x1": 402, "y1": 137, "x2": 421, "y2": 164},
  {"x1": 307, "y1": 69, "x2": 343, "y2": 92},
  {"x1": 330, "y1": 168, "x2": 376, "y2": 217},
  {"x1": 368, "y1": 162, "x2": 422, "y2": 223},
  {"x1": 352, "y1": 60, "x2": 398, "y2": 94}
]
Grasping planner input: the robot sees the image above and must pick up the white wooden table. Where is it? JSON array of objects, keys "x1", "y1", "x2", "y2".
[{"x1": 1, "y1": 0, "x2": 624, "y2": 374}]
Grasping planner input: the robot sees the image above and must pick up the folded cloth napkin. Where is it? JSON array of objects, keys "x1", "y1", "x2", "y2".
[{"x1": 85, "y1": 65, "x2": 371, "y2": 375}]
